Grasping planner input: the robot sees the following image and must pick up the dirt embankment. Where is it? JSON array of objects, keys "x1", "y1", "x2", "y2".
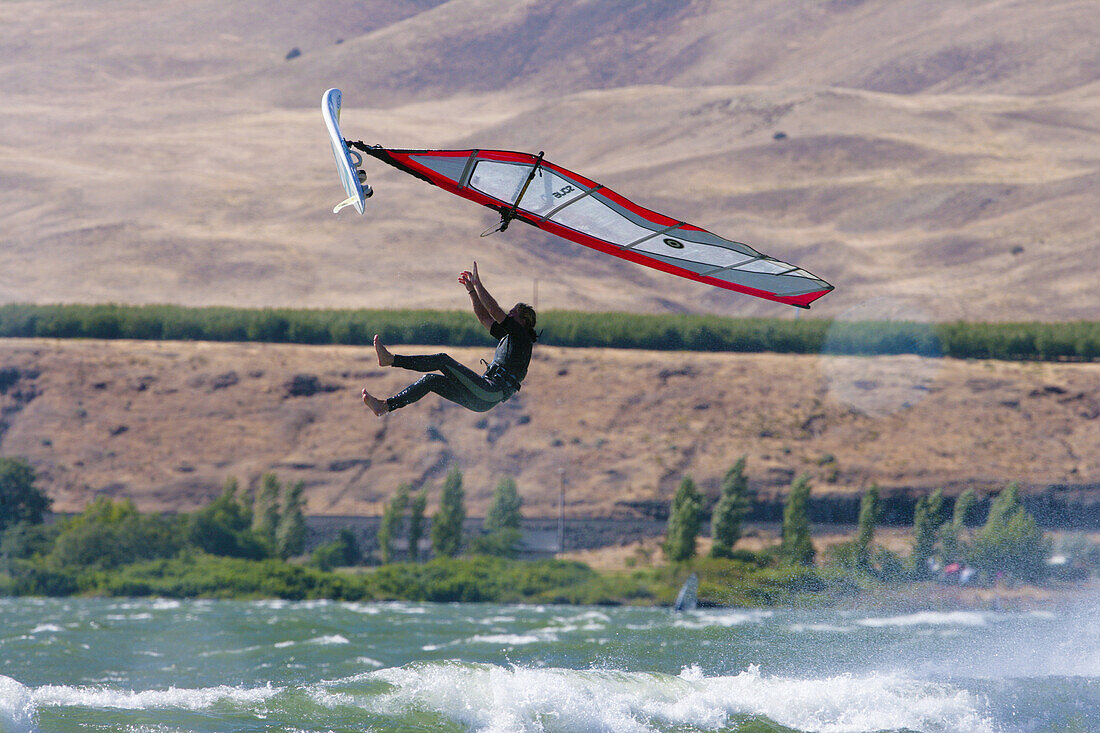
[{"x1": 1, "y1": 338, "x2": 1097, "y2": 521}]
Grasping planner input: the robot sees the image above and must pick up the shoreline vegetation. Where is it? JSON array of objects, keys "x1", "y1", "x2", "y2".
[
  {"x1": 2, "y1": 308, "x2": 1096, "y2": 606},
  {"x1": 1, "y1": 303, "x2": 1099, "y2": 361},
  {"x1": 2, "y1": 458, "x2": 1096, "y2": 609}
]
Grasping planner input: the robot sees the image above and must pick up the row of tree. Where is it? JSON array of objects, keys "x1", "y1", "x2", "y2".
[
  {"x1": 663, "y1": 460, "x2": 821, "y2": 566},
  {"x1": 3, "y1": 303, "x2": 1097, "y2": 360},
  {"x1": 0, "y1": 453, "x2": 1060, "y2": 586},
  {"x1": 662, "y1": 458, "x2": 1053, "y2": 583},
  {"x1": 0, "y1": 455, "x2": 521, "y2": 574},
  {"x1": 663, "y1": 457, "x2": 763, "y2": 562},
  {"x1": 909, "y1": 484, "x2": 1050, "y2": 582},
  {"x1": 369, "y1": 467, "x2": 525, "y2": 564}
]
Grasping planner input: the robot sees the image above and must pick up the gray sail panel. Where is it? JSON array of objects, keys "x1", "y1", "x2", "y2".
[
  {"x1": 408, "y1": 154, "x2": 470, "y2": 185},
  {"x1": 708, "y1": 268, "x2": 830, "y2": 297}
]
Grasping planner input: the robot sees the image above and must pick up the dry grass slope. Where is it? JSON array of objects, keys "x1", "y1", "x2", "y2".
[
  {"x1": 0, "y1": 0, "x2": 1097, "y2": 319},
  {"x1": 1, "y1": 339, "x2": 1096, "y2": 517}
]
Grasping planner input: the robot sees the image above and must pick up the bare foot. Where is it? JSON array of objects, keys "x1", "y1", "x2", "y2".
[
  {"x1": 361, "y1": 388, "x2": 388, "y2": 416},
  {"x1": 374, "y1": 334, "x2": 394, "y2": 367}
]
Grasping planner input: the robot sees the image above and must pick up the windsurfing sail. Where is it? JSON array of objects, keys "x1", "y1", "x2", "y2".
[
  {"x1": 673, "y1": 572, "x2": 699, "y2": 612},
  {"x1": 327, "y1": 96, "x2": 833, "y2": 308}
]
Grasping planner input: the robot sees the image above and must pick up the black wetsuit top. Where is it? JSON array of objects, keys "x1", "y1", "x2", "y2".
[{"x1": 489, "y1": 315, "x2": 535, "y2": 386}]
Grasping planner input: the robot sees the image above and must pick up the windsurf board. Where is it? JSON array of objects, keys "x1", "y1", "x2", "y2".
[{"x1": 322, "y1": 88, "x2": 370, "y2": 215}]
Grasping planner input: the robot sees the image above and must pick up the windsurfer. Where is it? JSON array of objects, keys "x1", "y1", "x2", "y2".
[{"x1": 362, "y1": 262, "x2": 537, "y2": 416}]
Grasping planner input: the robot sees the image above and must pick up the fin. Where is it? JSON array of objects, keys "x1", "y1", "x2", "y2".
[{"x1": 333, "y1": 196, "x2": 360, "y2": 214}]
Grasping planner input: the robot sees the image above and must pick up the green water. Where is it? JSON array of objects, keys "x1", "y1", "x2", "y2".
[{"x1": 1, "y1": 596, "x2": 1098, "y2": 732}]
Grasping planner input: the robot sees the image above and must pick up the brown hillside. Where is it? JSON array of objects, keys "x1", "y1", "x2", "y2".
[
  {"x1": 1, "y1": 339, "x2": 1096, "y2": 517},
  {"x1": 0, "y1": 1, "x2": 1097, "y2": 320},
  {"x1": 1, "y1": 2, "x2": 1097, "y2": 520}
]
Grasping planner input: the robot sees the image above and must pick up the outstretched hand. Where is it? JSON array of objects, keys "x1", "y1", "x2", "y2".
[{"x1": 459, "y1": 262, "x2": 481, "y2": 293}]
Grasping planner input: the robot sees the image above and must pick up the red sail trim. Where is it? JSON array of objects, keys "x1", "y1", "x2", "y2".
[
  {"x1": 535, "y1": 217, "x2": 831, "y2": 308},
  {"x1": 593, "y1": 186, "x2": 682, "y2": 229},
  {"x1": 365, "y1": 148, "x2": 833, "y2": 308}
]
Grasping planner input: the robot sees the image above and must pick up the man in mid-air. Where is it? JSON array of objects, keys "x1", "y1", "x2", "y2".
[{"x1": 362, "y1": 262, "x2": 537, "y2": 416}]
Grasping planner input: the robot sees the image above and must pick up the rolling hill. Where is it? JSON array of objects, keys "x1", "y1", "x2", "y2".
[
  {"x1": 1, "y1": 338, "x2": 1097, "y2": 517},
  {"x1": 1, "y1": 0, "x2": 1097, "y2": 319}
]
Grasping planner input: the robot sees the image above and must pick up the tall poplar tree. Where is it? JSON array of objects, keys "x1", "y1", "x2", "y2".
[
  {"x1": 940, "y1": 489, "x2": 977, "y2": 563},
  {"x1": 663, "y1": 476, "x2": 702, "y2": 562},
  {"x1": 484, "y1": 476, "x2": 522, "y2": 534},
  {"x1": 431, "y1": 467, "x2": 466, "y2": 558},
  {"x1": 378, "y1": 483, "x2": 410, "y2": 564},
  {"x1": 856, "y1": 484, "x2": 881, "y2": 568},
  {"x1": 969, "y1": 483, "x2": 1050, "y2": 582},
  {"x1": 408, "y1": 491, "x2": 427, "y2": 563},
  {"x1": 476, "y1": 476, "x2": 524, "y2": 557},
  {"x1": 780, "y1": 474, "x2": 815, "y2": 566},
  {"x1": 275, "y1": 480, "x2": 306, "y2": 559},
  {"x1": 0, "y1": 457, "x2": 51, "y2": 534},
  {"x1": 710, "y1": 457, "x2": 751, "y2": 558},
  {"x1": 910, "y1": 488, "x2": 945, "y2": 577},
  {"x1": 252, "y1": 473, "x2": 281, "y2": 546}
]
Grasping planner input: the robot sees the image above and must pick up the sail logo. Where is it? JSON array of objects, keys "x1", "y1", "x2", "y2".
[
  {"x1": 664, "y1": 238, "x2": 685, "y2": 249},
  {"x1": 552, "y1": 185, "x2": 576, "y2": 199}
]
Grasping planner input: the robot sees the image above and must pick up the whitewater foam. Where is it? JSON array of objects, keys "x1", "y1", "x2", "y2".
[
  {"x1": 0, "y1": 675, "x2": 36, "y2": 733},
  {"x1": 361, "y1": 661, "x2": 995, "y2": 733},
  {"x1": 467, "y1": 633, "x2": 545, "y2": 646},
  {"x1": 32, "y1": 682, "x2": 282, "y2": 711},
  {"x1": 857, "y1": 610, "x2": 988, "y2": 628},
  {"x1": 423, "y1": 631, "x2": 554, "y2": 652},
  {"x1": 354, "y1": 656, "x2": 385, "y2": 668},
  {"x1": 673, "y1": 664, "x2": 994, "y2": 733},
  {"x1": 672, "y1": 609, "x2": 773, "y2": 629},
  {"x1": 789, "y1": 622, "x2": 853, "y2": 633},
  {"x1": 107, "y1": 599, "x2": 181, "y2": 612},
  {"x1": 274, "y1": 634, "x2": 349, "y2": 649}
]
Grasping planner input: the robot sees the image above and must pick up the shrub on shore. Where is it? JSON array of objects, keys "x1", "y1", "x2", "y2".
[{"x1": 0, "y1": 464, "x2": 1083, "y2": 606}]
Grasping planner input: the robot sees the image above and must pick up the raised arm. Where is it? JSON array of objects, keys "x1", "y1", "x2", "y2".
[
  {"x1": 466, "y1": 262, "x2": 507, "y2": 325},
  {"x1": 459, "y1": 264, "x2": 499, "y2": 331}
]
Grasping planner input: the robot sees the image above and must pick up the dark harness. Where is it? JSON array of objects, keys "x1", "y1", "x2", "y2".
[{"x1": 482, "y1": 360, "x2": 523, "y2": 399}]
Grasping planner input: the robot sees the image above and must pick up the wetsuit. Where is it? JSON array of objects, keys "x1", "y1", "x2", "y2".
[{"x1": 386, "y1": 315, "x2": 534, "y2": 412}]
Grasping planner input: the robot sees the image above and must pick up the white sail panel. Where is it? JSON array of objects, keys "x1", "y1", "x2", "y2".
[
  {"x1": 519, "y1": 170, "x2": 588, "y2": 216},
  {"x1": 550, "y1": 195, "x2": 654, "y2": 246},
  {"x1": 632, "y1": 237, "x2": 755, "y2": 269},
  {"x1": 469, "y1": 161, "x2": 528, "y2": 203},
  {"x1": 470, "y1": 160, "x2": 591, "y2": 217}
]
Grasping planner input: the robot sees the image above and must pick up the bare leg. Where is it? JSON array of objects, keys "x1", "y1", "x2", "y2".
[
  {"x1": 361, "y1": 387, "x2": 388, "y2": 416},
  {"x1": 374, "y1": 335, "x2": 395, "y2": 367}
]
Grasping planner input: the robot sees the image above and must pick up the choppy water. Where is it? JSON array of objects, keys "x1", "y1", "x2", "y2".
[{"x1": 1, "y1": 596, "x2": 1098, "y2": 732}]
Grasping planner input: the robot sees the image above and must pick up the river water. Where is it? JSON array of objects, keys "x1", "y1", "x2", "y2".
[{"x1": 1, "y1": 596, "x2": 1098, "y2": 732}]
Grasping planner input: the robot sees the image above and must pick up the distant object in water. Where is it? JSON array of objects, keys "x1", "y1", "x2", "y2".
[{"x1": 673, "y1": 573, "x2": 699, "y2": 612}]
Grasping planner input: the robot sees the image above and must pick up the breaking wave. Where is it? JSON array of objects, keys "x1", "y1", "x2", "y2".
[
  {"x1": 358, "y1": 661, "x2": 994, "y2": 733},
  {"x1": 2, "y1": 662, "x2": 996, "y2": 733}
]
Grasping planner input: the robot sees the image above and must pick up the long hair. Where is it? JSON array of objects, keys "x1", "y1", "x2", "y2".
[{"x1": 514, "y1": 302, "x2": 538, "y2": 342}]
